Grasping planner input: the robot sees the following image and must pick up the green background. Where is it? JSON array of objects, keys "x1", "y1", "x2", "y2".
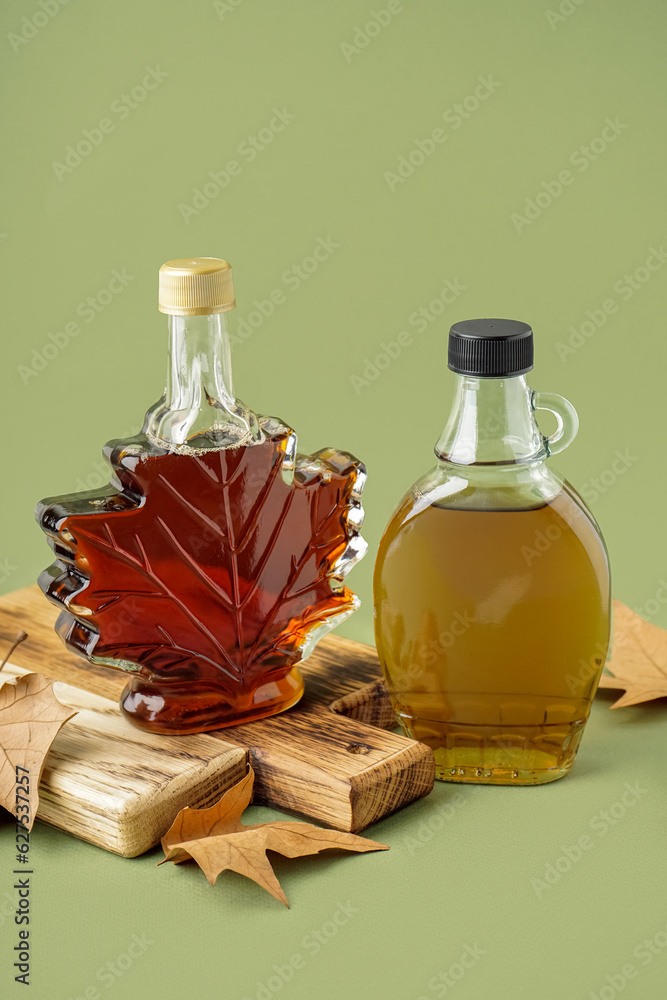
[{"x1": 1, "y1": 0, "x2": 666, "y2": 997}]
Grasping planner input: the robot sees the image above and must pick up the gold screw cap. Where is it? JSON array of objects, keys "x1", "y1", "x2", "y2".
[{"x1": 158, "y1": 257, "x2": 236, "y2": 315}]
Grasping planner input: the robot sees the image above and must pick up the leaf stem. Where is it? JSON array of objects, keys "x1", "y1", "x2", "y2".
[{"x1": 0, "y1": 631, "x2": 28, "y2": 673}]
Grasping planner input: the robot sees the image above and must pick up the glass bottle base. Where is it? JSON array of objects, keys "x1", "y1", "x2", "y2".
[
  {"x1": 433, "y1": 749, "x2": 572, "y2": 785},
  {"x1": 398, "y1": 714, "x2": 586, "y2": 786},
  {"x1": 119, "y1": 666, "x2": 304, "y2": 735}
]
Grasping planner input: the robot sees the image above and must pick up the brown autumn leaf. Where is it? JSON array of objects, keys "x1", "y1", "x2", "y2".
[
  {"x1": 159, "y1": 768, "x2": 388, "y2": 906},
  {"x1": 598, "y1": 599, "x2": 667, "y2": 708},
  {"x1": 0, "y1": 669, "x2": 77, "y2": 830}
]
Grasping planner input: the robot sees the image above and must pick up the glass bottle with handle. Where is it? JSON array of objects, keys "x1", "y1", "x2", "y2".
[{"x1": 373, "y1": 318, "x2": 610, "y2": 785}]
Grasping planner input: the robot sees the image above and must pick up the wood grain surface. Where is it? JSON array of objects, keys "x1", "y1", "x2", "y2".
[
  {"x1": 0, "y1": 586, "x2": 433, "y2": 851},
  {"x1": 0, "y1": 663, "x2": 247, "y2": 857}
]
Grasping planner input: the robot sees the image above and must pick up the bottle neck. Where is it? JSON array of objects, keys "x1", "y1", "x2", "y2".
[
  {"x1": 144, "y1": 312, "x2": 259, "y2": 450},
  {"x1": 435, "y1": 374, "x2": 546, "y2": 465}
]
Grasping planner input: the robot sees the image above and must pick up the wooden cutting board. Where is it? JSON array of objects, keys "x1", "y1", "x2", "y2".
[{"x1": 0, "y1": 587, "x2": 433, "y2": 857}]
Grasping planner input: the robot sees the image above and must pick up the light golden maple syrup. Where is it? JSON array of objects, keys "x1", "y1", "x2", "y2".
[{"x1": 374, "y1": 483, "x2": 610, "y2": 784}]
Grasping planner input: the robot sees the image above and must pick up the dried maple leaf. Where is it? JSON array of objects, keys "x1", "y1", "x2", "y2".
[
  {"x1": 37, "y1": 420, "x2": 366, "y2": 712},
  {"x1": 158, "y1": 768, "x2": 388, "y2": 906},
  {"x1": 598, "y1": 599, "x2": 667, "y2": 707},
  {"x1": 0, "y1": 671, "x2": 77, "y2": 830}
]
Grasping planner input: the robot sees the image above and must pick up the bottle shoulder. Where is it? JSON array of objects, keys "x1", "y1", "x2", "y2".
[
  {"x1": 376, "y1": 463, "x2": 609, "y2": 580},
  {"x1": 381, "y1": 460, "x2": 602, "y2": 534}
]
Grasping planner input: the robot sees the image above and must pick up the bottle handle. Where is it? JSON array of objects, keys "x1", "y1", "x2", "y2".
[{"x1": 532, "y1": 390, "x2": 579, "y2": 456}]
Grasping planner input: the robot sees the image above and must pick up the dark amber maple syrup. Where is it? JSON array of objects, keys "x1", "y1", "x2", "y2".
[{"x1": 38, "y1": 427, "x2": 362, "y2": 734}]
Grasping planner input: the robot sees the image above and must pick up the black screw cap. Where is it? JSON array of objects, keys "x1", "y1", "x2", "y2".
[{"x1": 448, "y1": 318, "x2": 534, "y2": 377}]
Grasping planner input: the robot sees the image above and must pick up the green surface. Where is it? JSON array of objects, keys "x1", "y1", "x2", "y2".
[{"x1": 1, "y1": 0, "x2": 666, "y2": 996}]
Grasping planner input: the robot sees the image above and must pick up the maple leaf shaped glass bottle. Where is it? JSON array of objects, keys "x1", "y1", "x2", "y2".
[
  {"x1": 37, "y1": 258, "x2": 367, "y2": 734},
  {"x1": 374, "y1": 319, "x2": 611, "y2": 785}
]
